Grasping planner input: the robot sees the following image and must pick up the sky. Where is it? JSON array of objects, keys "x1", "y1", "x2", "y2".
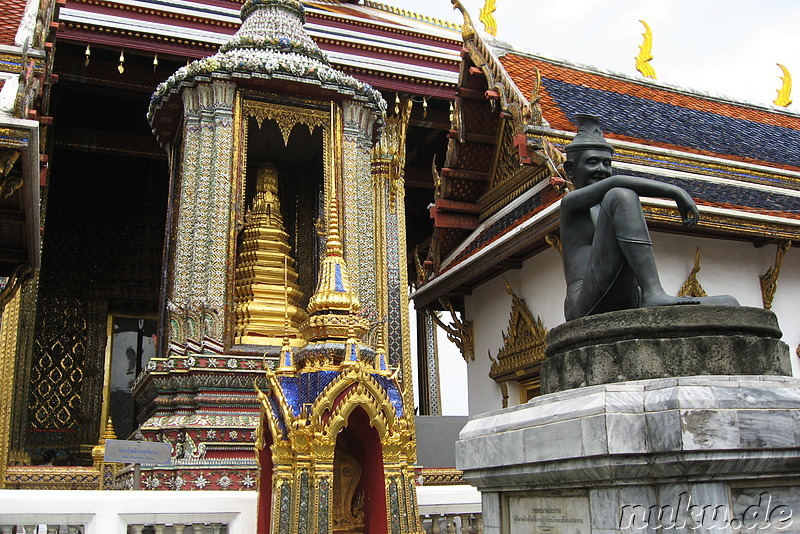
[{"x1": 385, "y1": 0, "x2": 800, "y2": 111}]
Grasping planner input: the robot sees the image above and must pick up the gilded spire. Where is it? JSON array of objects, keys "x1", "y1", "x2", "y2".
[
  {"x1": 91, "y1": 417, "x2": 118, "y2": 466},
  {"x1": 301, "y1": 188, "x2": 368, "y2": 342},
  {"x1": 234, "y1": 163, "x2": 308, "y2": 345}
]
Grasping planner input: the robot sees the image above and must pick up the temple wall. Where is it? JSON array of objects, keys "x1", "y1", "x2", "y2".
[{"x1": 464, "y1": 231, "x2": 800, "y2": 416}]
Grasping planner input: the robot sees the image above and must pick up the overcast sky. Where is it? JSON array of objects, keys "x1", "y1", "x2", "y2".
[{"x1": 386, "y1": 0, "x2": 800, "y2": 111}]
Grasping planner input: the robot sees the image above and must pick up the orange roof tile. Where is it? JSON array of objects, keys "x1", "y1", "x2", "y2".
[{"x1": 0, "y1": 0, "x2": 27, "y2": 47}]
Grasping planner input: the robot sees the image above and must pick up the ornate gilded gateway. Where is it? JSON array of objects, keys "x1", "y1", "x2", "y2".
[
  {"x1": 137, "y1": 1, "x2": 420, "y2": 531},
  {"x1": 488, "y1": 279, "x2": 548, "y2": 407}
]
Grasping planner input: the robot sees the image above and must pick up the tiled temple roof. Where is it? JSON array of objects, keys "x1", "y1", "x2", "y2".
[
  {"x1": 0, "y1": 0, "x2": 26, "y2": 46},
  {"x1": 55, "y1": 0, "x2": 461, "y2": 95},
  {"x1": 414, "y1": 42, "x2": 800, "y2": 306},
  {"x1": 500, "y1": 52, "x2": 800, "y2": 171}
]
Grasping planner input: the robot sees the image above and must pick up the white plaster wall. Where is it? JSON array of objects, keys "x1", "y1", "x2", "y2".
[
  {"x1": 464, "y1": 276, "x2": 513, "y2": 416},
  {"x1": 463, "y1": 231, "x2": 800, "y2": 416},
  {"x1": 409, "y1": 303, "x2": 469, "y2": 416},
  {"x1": 0, "y1": 490, "x2": 257, "y2": 534}
]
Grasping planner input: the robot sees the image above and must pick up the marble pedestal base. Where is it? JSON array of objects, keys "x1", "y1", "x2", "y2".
[{"x1": 456, "y1": 376, "x2": 800, "y2": 534}]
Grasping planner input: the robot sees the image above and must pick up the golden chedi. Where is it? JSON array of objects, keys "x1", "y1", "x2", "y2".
[
  {"x1": 234, "y1": 163, "x2": 307, "y2": 345},
  {"x1": 301, "y1": 194, "x2": 369, "y2": 343}
]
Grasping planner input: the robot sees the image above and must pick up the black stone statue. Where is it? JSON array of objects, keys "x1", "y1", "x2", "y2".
[{"x1": 560, "y1": 113, "x2": 738, "y2": 321}]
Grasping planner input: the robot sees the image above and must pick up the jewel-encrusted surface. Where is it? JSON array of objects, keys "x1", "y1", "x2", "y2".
[{"x1": 148, "y1": 0, "x2": 384, "y2": 129}]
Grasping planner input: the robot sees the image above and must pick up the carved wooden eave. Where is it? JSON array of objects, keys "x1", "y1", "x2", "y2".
[
  {"x1": 56, "y1": 0, "x2": 462, "y2": 98},
  {"x1": 0, "y1": 117, "x2": 41, "y2": 272},
  {"x1": 419, "y1": 2, "x2": 553, "y2": 305},
  {"x1": 0, "y1": 42, "x2": 48, "y2": 273}
]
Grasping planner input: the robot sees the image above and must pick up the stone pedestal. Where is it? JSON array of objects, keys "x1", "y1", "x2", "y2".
[
  {"x1": 541, "y1": 306, "x2": 790, "y2": 394},
  {"x1": 457, "y1": 307, "x2": 800, "y2": 534},
  {"x1": 457, "y1": 376, "x2": 800, "y2": 534}
]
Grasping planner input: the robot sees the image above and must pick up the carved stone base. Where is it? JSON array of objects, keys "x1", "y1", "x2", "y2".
[
  {"x1": 542, "y1": 306, "x2": 791, "y2": 394},
  {"x1": 457, "y1": 376, "x2": 800, "y2": 534}
]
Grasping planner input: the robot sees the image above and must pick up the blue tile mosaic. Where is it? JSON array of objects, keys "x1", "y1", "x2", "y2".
[
  {"x1": 373, "y1": 374, "x2": 404, "y2": 417},
  {"x1": 544, "y1": 77, "x2": 800, "y2": 168},
  {"x1": 279, "y1": 371, "x2": 341, "y2": 416}
]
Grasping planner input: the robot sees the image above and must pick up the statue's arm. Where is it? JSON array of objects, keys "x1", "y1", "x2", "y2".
[{"x1": 562, "y1": 175, "x2": 699, "y2": 226}]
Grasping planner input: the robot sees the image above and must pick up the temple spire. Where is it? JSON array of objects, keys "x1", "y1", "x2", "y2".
[
  {"x1": 234, "y1": 163, "x2": 307, "y2": 345},
  {"x1": 302, "y1": 180, "x2": 368, "y2": 343}
]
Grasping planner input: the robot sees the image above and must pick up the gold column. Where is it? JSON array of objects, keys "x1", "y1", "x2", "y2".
[
  {"x1": 0, "y1": 270, "x2": 25, "y2": 488},
  {"x1": 371, "y1": 98, "x2": 415, "y2": 417}
]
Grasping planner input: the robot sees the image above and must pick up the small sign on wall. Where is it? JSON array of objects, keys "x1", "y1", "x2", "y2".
[
  {"x1": 505, "y1": 493, "x2": 591, "y2": 534},
  {"x1": 103, "y1": 439, "x2": 172, "y2": 465}
]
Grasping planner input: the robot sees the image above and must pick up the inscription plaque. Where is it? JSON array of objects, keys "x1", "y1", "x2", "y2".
[{"x1": 506, "y1": 494, "x2": 591, "y2": 534}]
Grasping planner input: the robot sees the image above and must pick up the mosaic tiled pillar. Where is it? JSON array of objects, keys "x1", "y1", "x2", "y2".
[
  {"x1": 416, "y1": 310, "x2": 441, "y2": 416},
  {"x1": 371, "y1": 100, "x2": 414, "y2": 411},
  {"x1": 272, "y1": 464, "x2": 296, "y2": 534},
  {"x1": 341, "y1": 101, "x2": 380, "y2": 321},
  {"x1": 370, "y1": 155, "x2": 390, "y2": 347},
  {"x1": 166, "y1": 81, "x2": 236, "y2": 355},
  {"x1": 167, "y1": 87, "x2": 200, "y2": 356},
  {"x1": 384, "y1": 467, "x2": 423, "y2": 534},
  {"x1": 202, "y1": 80, "x2": 236, "y2": 351}
]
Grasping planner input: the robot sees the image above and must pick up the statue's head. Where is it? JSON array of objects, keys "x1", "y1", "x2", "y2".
[{"x1": 564, "y1": 114, "x2": 614, "y2": 188}]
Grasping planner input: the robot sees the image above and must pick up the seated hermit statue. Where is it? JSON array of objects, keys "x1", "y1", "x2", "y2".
[{"x1": 560, "y1": 113, "x2": 738, "y2": 321}]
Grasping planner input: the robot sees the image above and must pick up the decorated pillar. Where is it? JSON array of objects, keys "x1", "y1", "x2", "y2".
[
  {"x1": 341, "y1": 101, "x2": 381, "y2": 323},
  {"x1": 371, "y1": 99, "x2": 415, "y2": 408},
  {"x1": 0, "y1": 268, "x2": 29, "y2": 487}
]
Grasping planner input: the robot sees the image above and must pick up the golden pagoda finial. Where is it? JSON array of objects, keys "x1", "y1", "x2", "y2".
[
  {"x1": 635, "y1": 20, "x2": 657, "y2": 79},
  {"x1": 234, "y1": 163, "x2": 308, "y2": 346},
  {"x1": 301, "y1": 166, "x2": 369, "y2": 342},
  {"x1": 324, "y1": 187, "x2": 344, "y2": 258},
  {"x1": 101, "y1": 417, "x2": 117, "y2": 442},
  {"x1": 479, "y1": 0, "x2": 497, "y2": 36},
  {"x1": 91, "y1": 417, "x2": 118, "y2": 466},
  {"x1": 774, "y1": 63, "x2": 793, "y2": 107}
]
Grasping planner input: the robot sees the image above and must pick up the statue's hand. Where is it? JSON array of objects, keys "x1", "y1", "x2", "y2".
[{"x1": 676, "y1": 192, "x2": 699, "y2": 226}]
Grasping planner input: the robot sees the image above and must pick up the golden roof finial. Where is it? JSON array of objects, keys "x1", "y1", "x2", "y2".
[
  {"x1": 479, "y1": 0, "x2": 497, "y2": 36},
  {"x1": 774, "y1": 63, "x2": 793, "y2": 107},
  {"x1": 451, "y1": 0, "x2": 475, "y2": 40},
  {"x1": 635, "y1": 20, "x2": 657, "y2": 79},
  {"x1": 301, "y1": 174, "x2": 369, "y2": 342}
]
